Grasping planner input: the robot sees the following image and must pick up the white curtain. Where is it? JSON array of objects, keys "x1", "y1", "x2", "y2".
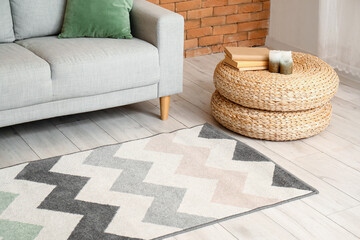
[{"x1": 319, "y1": 0, "x2": 360, "y2": 78}]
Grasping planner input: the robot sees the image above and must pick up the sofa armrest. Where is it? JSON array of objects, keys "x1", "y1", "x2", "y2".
[{"x1": 131, "y1": 0, "x2": 184, "y2": 97}]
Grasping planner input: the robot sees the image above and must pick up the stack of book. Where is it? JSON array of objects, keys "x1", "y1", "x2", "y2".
[{"x1": 224, "y1": 47, "x2": 270, "y2": 71}]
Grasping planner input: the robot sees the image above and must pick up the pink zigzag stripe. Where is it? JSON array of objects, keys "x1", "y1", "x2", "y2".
[{"x1": 144, "y1": 132, "x2": 280, "y2": 209}]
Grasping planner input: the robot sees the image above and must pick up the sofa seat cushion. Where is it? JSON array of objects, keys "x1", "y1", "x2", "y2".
[
  {"x1": 0, "y1": 44, "x2": 52, "y2": 111},
  {"x1": 17, "y1": 37, "x2": 160, "y2": 100}
]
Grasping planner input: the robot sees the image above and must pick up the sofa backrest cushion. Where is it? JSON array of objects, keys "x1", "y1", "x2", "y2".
[
  {"x1": 0, "y1": 0, "x2": 15, "y2": 43},
  {"x1": 10, "y1": 0, "x2": 67, "y2": 40}
]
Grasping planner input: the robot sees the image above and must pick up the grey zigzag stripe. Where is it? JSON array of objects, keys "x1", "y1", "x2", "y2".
[
  {"x1": 15, "y1": 157, "x2": 135, "y2": 240},
  {"x1": 199, "y1": 123, "x2": 269, "y2": 162},
  {"x1": 84, "y1": 145, "x2": 215, "y2": 229}
]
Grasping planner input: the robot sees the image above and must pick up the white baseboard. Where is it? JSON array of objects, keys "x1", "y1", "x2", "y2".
[{"x1": 336, "y1": 70, "x2": 360, "y2": 89}]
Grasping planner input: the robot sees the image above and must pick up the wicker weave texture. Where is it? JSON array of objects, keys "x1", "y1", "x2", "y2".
[
  {"x1": 211, "y1": 91, "x2": 332, "y2": 141},
  {"x1": 214, "y1": 52, "x2": 339, "y2": 111}
]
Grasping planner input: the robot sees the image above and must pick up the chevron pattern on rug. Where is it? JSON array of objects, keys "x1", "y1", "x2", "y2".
[{"x1": 0, "y1": 124, "x2": 317, "y2": 240}]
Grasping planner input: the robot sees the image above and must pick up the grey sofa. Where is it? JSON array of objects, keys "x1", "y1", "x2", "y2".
[{"x1": 0, "y1": 0, "x2": 184, "y2": 128}]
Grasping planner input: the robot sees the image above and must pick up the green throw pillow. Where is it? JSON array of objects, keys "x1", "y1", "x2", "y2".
[{"x1": 59, "y1": 0, "x2": 133, "y2": 39}]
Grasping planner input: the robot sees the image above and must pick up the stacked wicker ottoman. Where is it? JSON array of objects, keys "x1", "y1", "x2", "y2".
[{"x1": 211, "y1": 52, "x2": 339, "y2": 141}]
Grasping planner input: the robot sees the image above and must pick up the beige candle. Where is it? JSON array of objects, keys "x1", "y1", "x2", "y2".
[
  {"x1": 269, "y1": 50, "x2": 281, "y2": 73},
  {"x1": 280, "y1": 51, "x2": 293, "y2": 75}
]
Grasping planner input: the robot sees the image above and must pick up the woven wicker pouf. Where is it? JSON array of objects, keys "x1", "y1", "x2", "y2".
[
  {"x1": 212, "y1": 91, "x2": 332, "y2": 141},
  {"x1": 211, "y1": 52, "x2": 339, "y2": 141},
  {"x1": 214, "y1": 52, "x2": 339, "y2": 111}
]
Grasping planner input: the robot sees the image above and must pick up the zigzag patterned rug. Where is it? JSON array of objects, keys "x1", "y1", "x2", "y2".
[{"x1": 0, "y1": 124, "x2": 317, "y2": 240}]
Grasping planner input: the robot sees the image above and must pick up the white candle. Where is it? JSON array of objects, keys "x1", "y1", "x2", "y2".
[
  {"x1": 280, "y1": 51, "x2": 293, "y2": 75},
  {"x1": 269, "y1": 50, "x2": 281, "y2": 73}
]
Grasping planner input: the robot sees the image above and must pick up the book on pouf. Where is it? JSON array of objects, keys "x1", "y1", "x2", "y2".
[
  {"x1": 224, "y1": 56, "x2": 268, "y2": 69},
  {"x1": 225, "y1": 47, "x2": 269, "y2": 61},
  {"x1": 224, "y1": 47, "x2": 270, "y2": 71}
]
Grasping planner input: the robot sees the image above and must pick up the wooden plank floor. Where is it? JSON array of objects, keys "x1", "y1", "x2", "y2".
[{"x1": 1, "y1": 53, "x2": 360, "y2": 239}]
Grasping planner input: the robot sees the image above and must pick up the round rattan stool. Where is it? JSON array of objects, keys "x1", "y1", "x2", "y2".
[
  {"x1": 211, "y1": 91, "x2": 332, "y2": 141},
  {"x1": 214, "y1": 52, "x2": 339, "y2": 111}
]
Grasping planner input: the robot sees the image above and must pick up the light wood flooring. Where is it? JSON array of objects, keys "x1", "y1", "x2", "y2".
[{"x1": 1, "y1": 53, "x2": 360, "y2": 239}]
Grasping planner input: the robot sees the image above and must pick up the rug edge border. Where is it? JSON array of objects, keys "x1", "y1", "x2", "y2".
[
  {"x1": 153, "y1": 190, "x2": 318, "y2": 240},
  {"x1": 0, "y1": 124, "x2": 208, "y2": 171}
]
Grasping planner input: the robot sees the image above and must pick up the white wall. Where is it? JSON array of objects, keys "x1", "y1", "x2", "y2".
[
  {"x1": 265, "y1": 0, "x2": 320, "y2": 55},
  {"x1": 266, "y1": 0, "x2": 360, "y2": 82}
]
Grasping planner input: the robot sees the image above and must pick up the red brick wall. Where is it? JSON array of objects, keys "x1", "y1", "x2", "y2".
[{"x1": 146, "y1": 0, "x2": 270, "y2": 58}]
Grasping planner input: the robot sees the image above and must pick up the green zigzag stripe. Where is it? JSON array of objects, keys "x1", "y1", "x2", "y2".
[
  {"x1": 0, "y1": 191, "x2": 43, "y2": 240},
  {"x1": 0, "y1": 192, "x2": 17, "y2": 215}
]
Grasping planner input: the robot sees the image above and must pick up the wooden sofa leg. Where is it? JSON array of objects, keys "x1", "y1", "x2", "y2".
[{"x1": 160, "y1": 96, "x2": 170, "y2": 120}]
